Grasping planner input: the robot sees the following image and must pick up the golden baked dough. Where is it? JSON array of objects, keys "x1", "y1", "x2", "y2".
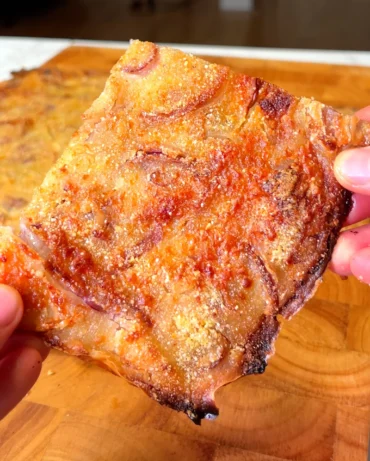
[
  {"x1": 1, "y1": 42, "x2": 370, "y2": 423},
  {"x1": 0, "y1": 68, "x2": 107, "y2": 229}
]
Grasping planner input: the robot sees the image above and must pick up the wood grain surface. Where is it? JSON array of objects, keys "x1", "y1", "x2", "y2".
[{"x1": 1, "y1": 46, "x2": 370, "y2": 461}]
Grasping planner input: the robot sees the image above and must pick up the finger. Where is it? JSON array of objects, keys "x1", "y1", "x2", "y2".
[
  {"x1": 334, "y1": 147, "x2": 370, "y2": 195},
  {"x1": 330, "y1": 224, "x2": 370, "y2": 276},
  {"x1": 0, "y1": 347, "x2": 42, "y2": 420},
  {"x1": 350, "y1": 247, "x2": 370, "y2": 284},
  {"x1": 355, "y1": 105, "x2": 370, "y2": 122},
  {"x1": 333, "y1": 106, "x2": 370, "y2": 195},
  {"x1": 345, "y1": 193, "x2": 370, "y2": 225},
  {"x1": 0, "y1": 285, "x2": 23, "y2": 350},
  {"x1": 0, "y1": 332, "x2": 49, "y2": 361}
]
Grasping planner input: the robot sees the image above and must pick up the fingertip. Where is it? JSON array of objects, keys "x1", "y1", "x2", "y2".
[
  {"x1": 19, "y1": 347, "x2": 43, "y2": 377},
  {"x1": 0, "y1": 284, "x2": 23, "y2": 328},
  {"x1": 330, "y1": 232, "x2": 357, "y2": 276},
  {"x1": 1, "y1": 332, "x2": 50, "y2": 362},
  {"x1": 350, "y1": 247, "x2": 370, "y2": 284},
  {"x1": 0, "y1": 346, "x2": 43, "y2": 420},
  {"x1": 355, "y1": 106, "x2": 370, "y2": 122},
  {"x1": 0, "y1": 285, "x2": 23, "y2": 305},
  {"x1": 10, "y1": 346, "x2": 43, "y2": 395},
  {"x1": 334, "y1": 149, "x2": 353, "y2": 189},
  {"x1": 334, "y1": 147, "x2": 370, "y2": 195}
]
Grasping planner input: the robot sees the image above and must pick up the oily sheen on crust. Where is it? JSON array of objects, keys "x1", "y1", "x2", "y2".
[{"x1": 1, "y1": 41, "x2": 370, "y2": 423}]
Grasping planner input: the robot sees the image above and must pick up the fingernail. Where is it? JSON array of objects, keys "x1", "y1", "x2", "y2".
[
  {"x1": 0, "y1": 285, "x2": 20, "y2": 327},
  {"x1": 336, "y1": 148, "x2": 370, "y2": 186}
]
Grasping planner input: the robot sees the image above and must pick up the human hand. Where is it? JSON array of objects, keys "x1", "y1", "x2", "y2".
[
  {"x1": 0, "y1": 284, "x2": 49, "y2": 420},
  {"x1": 331, "y1": 106, "x2": 370, "y2": 283}
]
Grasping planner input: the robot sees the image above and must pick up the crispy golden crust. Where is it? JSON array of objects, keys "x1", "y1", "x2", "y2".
[
  {"x1": 1, "y1": 41, "x2": 370, "y2": 423},
  {"x1": 0, "y1": 67, "x2": 107, "y2": 229}
]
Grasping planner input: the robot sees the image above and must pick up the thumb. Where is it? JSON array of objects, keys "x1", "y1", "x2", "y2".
[
  {"x1": 0, "y1": 285, "x2": 23, "y2": 350},
  {"x1": 334, "y1": 147, "x2": 370, "y2": 195}
]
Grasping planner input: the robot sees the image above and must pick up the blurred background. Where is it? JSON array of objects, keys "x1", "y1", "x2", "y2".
[{"x1": 1, "y1": 0, "x2": 370, "y2": 50}]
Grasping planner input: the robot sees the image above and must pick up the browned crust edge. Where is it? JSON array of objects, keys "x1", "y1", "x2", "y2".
[
  {"x1": 280, "y1": 188, "x2": 352, "y2": 320},
  {"x1": 242, "y1": 314, "x2": 281, "y2": 377},
  {"x1": 44, "y1": 335, "x2": 219, "y2": 425},
  {"x1": 240, "y1": 190, "x2": 352, "y2": 398},
  {"x1": 132, "y1": 381, "x2": 219, "y2": 425}
]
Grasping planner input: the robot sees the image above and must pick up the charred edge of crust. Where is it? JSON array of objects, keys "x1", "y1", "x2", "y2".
[
  {"x1": 240, "y1": 247, "x2": 280, "y2": 376},
  {"x1": 241, "y1": 189, "x2": 351, "y2": 376},
  {"x1": 103, "y1": 355, "x2": 220, "y2": 424},
  {"x1": 242, "y1": 314, "x2": 280, "y2": 376},
  {"x1": 131, "y1": 381, "x2": 219, "y2": 425},
  {"x1": 259, "y1": 85, "x2": 293, "y2": 119},
  {"x1": 281, "y1": 189, "x2": 352, "y2": 319},
  {"x1": 44, "y1": 333, "x2": 218, "y2": 425},
  {"x1": 118, "y1": 364, "x2": 219, "y2": 426}
]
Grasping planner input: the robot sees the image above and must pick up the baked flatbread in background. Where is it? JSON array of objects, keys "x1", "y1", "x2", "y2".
[
  {"x1": 1, "y1": 41, "x2": 370, "y2": 423},
  {"x1": 0, "y1": 68, "x2": 107, "y2": 229}
]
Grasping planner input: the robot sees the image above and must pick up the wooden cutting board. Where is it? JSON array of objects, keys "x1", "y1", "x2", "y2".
[{"x1": 1, "y1": 46, "x2": 370, "y2": 461}]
